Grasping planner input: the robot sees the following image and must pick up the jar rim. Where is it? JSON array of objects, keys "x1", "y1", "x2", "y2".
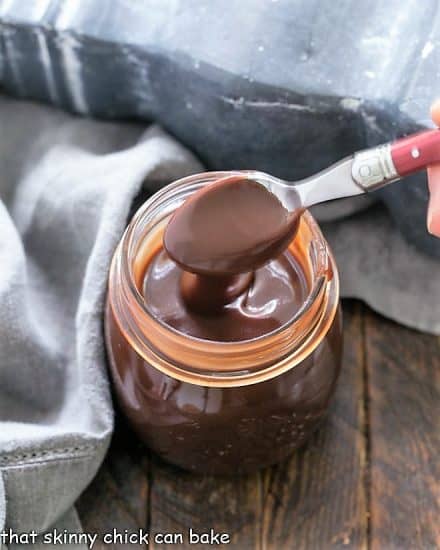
[{"x1": 109, "y1": 170, "x2": 340, "y2": 385}]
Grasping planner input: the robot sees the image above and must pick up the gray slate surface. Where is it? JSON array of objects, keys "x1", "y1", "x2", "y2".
[{"x1": 1, "y1": 0, "x2": 440, "y2": 255}]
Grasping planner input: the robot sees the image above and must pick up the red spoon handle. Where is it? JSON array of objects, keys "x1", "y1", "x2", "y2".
[{"x1": 391, "y1": 129, "x2": 440, "y2": 176}]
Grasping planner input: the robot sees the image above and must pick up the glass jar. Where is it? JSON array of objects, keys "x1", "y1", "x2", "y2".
[{"x1": 105, "y1": 171, "x2": 343, "y2": 475}]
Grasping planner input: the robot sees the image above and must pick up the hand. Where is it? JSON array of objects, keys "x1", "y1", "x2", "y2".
[{"x1": 427, "y1": 100, "x2": 440, "y2": 236}]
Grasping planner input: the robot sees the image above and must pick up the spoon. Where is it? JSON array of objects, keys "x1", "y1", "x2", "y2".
[{"x1": 165, "y1": 129, "x2": 440, "y2": 277}]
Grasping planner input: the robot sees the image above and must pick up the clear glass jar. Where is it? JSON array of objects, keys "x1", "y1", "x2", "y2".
[{"x1": 105, "y1": 171, "x2": 343, "y2": 475}]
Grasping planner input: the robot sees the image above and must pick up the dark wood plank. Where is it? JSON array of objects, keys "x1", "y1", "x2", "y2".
[
  {"x1": 365, "y1": 309, "x2": 440, "y2": 550},
  {"x1": 259, "y1": 302, "x2": 368, "y2": 549}
]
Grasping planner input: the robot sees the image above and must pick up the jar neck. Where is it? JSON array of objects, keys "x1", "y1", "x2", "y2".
[{"x1": 108, "y1": 171, "x2": 339, "y2": 387}]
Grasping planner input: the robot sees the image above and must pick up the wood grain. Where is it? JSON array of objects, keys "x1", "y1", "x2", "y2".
[
  {"x1": 148, "y1": 458, "x2": 261, "y2": 549},
  {"x1": 259, "y1": 302, "x2": 368, "y2": 549},
  {"x1": 365, "y1": 309, "x2": 440, "y2": 550}
]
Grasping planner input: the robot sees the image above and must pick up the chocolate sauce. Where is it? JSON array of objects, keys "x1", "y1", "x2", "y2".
[
  {"x1": 142, "y1": 248, "x2": 308, "y2": 341},
  {"x1": 162, "y1": 175, "x2": 303, "y2": 317},
  {"x1": 106, "y1": 300, "x2": 342, "y2": 474}
]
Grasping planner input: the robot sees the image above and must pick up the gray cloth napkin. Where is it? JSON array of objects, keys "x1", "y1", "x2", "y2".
[
  {"x1": 0, "y1": 96, "x2": 202, "y2": 541},
  {"x1": 0, "y1": 96, "x2": 438, "y2": 541}
]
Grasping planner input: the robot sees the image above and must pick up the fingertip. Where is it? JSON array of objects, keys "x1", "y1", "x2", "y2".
[
  {"x1": 427, "y1": 215, "x2": 440, "y2": 236},
  {"x1": 430, "y1": 98, "x2": 440, "y2": 126},
  {"x1": 426, "y1": 164, "x2": 440, "y2": 193},
  {"x1": 427, "y1": 200, "x2": 440, "y2": 236}
]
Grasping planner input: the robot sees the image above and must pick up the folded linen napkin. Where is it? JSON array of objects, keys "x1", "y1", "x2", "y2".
[{"x1": 0, "y1": 95, "x2": 438, "y2": 542}]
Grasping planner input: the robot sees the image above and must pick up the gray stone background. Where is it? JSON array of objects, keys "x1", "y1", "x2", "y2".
[{"x1": 1, "y1": 0, "x2": 440, "y2": 255}]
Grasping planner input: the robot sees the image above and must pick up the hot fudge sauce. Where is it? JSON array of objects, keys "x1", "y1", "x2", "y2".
[
  {"x1": 158, "y1": 174, "x2": 304, "y2": 325},
  {"x1": 143, "y1": 248, "x2": 308, "y2": 341},
  {"x1": 105, "y1": 171, "x2": 342, "y2": 474}
]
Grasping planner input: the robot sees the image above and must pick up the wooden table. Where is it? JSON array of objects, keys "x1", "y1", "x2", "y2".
[{"x1": 78, "y1": 301, "x2": 439, "y2": 549}]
